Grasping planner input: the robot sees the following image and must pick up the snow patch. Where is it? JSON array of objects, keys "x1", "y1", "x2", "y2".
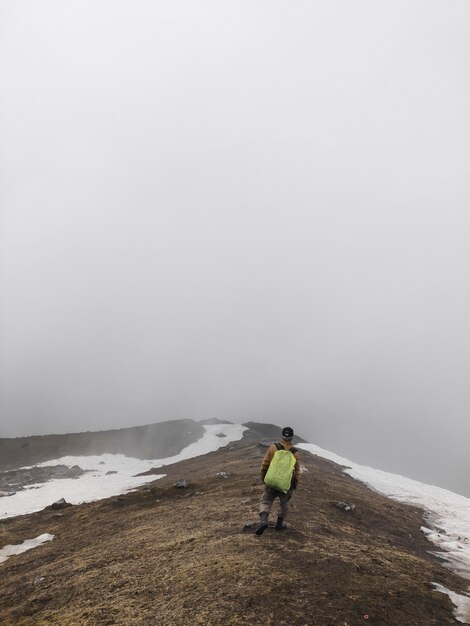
[
  {"x1": 433, "y1": 583, "x2": 470, "y2": 623},
  {"x1": 298, "y1": 442, "x2": 470, "y2": 623},
  {"x1": 0, "y1": 533, "x2": 54, "y2": 564},
  {"x1": 0, "y1": 423, "x2": 246, "y2": 519}
]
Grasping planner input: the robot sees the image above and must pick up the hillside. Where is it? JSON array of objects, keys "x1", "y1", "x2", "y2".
[
  {"x1": 1, "y1": 437, "x2": 467, "y2": 625},
  {"x1": 0, "y1": 420, "x2": 208, "y2": 471}
]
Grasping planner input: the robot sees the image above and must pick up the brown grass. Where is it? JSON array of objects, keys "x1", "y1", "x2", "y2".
[{"x1": 0, "y1": 441, "x2": 466, "y2": 625}]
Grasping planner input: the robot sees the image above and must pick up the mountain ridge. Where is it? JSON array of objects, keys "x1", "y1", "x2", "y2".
[
  {"x1": 0, "y1": 419, "x2": 305, "y2": 472},
  {"x1": 1, "y1": 430, "x2": 467, "y2": 625}
]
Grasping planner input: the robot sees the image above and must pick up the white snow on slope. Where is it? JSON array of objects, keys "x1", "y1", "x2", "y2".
[
  {"x1": 433, "y1": 584, "x2": 470, "y2": 624},
  {"x1": 298, "y1": 442, "x2": 470, "y2": 623},
  {"x1": 0, "y1": 533, "x2": 54, "y2": 564},
  {"x1": 0, "y1": 423, "x2": 246, "y2": 519}
]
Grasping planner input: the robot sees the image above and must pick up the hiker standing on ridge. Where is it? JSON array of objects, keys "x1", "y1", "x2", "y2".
[{"x1": 256, "y1": 426, "x2": 301, "y2": 535}]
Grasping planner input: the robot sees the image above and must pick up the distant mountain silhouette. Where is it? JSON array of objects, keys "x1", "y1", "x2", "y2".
[{"x1": 0, "y1": 419, "x2": 206, "y2": 469}]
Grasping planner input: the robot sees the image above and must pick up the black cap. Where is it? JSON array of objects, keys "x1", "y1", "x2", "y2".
[{"x1": 282, "y1": 426, "x2": 294, "y2": 439}]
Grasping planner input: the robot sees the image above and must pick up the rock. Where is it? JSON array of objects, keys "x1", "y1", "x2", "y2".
[
  {"x1": 215, "y1": 472, "x2": 228, "y2": 479},
  {"x1": 51, "y1": 498, "x2": 72, "y2": 510},
  {"x1": 105, "y1": 471, "x2": 118, "y2": 475},
  {"x1": 34, "y1": 576, "x2": 46, "y2": 585},
  {"x1": 321, "y1": 524, "x2": 334, "y2": 534},
  {"x1": 69, "y1": 465, "x2": 83, "y2": 477},
  {"x1": 173, "y1": 480, "x2": 190, "y2": 489},
  {"x1": 335, "y1": 501, "x2": 355, "y2": 512},
  {"x1": 215, "y1": 433, "x2": 227, "y2": 438},
  {"x1": 1, "y1": 465, "x2": 87, "y2": 492}
]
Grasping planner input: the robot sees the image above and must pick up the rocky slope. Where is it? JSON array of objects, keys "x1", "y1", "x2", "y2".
[{"x1": 0, "y1": 431, "x2": 467, "y2": 625}]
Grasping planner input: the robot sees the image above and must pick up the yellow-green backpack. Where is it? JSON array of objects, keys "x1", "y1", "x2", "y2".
[{"x1": 264, "y1": 443, "x2": 297, "y2": 494}]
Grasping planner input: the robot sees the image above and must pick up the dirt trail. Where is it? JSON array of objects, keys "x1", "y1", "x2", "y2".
[{"x1": 0, "y1": 441, "x2": 466, "y2": 625}]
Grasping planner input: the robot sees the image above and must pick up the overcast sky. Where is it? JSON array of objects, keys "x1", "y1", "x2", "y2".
[{"x1": 1, "y1": 1, "x2": 469, "y2": 495}]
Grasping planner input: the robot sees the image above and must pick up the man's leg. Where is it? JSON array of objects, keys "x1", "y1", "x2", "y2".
[
  {"x1": 275, "y1": 489, "x2": 293, "y2": 530},
  {"x1": 256, "y1": 487, "x2": 276, "y2": 535}
]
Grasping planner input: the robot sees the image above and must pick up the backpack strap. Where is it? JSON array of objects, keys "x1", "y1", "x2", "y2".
[{"x1": 275, "y1": 442, "x2": 297, "y2": 455}]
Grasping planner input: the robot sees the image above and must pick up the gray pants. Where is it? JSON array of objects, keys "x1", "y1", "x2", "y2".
[{"x1": 259, "y1": 486, "x2": 294, "y2": 519}]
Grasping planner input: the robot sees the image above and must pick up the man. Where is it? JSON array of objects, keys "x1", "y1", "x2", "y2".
[{"x1": 255, "y1": 426, "x2": 301, "y2": 535}]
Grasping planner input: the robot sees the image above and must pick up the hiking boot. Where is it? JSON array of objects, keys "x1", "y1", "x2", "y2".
[
  {"x1": 255, "y1": 512, "x2": 269, "y2": 535},
  {"x1": 274, "y1": 516, "x2": 286, "y2": 530}
]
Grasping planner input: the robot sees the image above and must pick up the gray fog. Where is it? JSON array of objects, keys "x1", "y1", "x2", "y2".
[{"x1": 1, "y1": 1, "x2": 469, "y2": 496}]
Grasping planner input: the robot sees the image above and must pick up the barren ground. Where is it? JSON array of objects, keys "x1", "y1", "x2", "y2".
[{"x1": 0, "y1": 440, "x2": 467, "y2": 625}]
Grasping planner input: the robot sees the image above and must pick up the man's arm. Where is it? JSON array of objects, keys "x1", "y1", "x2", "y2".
[
  {"x1": 293, "y1": 450, "x2": 301, "y2": 487},
  {"x1": 260, "y1": 444, "x2": 276, "y2": 479}
]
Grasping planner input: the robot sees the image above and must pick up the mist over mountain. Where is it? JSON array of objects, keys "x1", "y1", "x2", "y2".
[{"x1": 1, "y1": 3, "x2": 469, "y2": 503}]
